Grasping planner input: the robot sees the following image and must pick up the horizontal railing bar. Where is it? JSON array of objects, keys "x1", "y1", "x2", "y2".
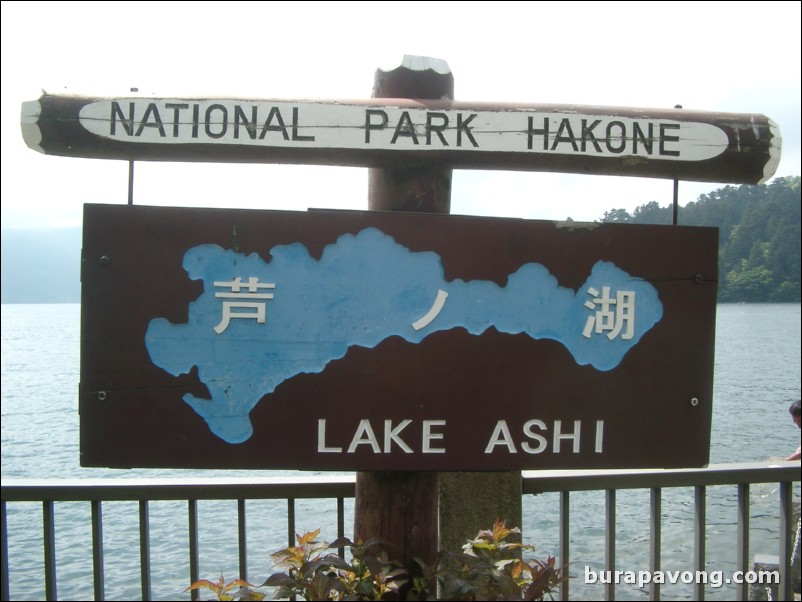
[
  {"x1": 522, "y1": 461, "x2": 800, "y2": 493},
  {"x1": 4, "y1": 462, "x2": 799, "y2": 501},
  {"x1": 3, "y1": 463, "x2": 798, "y2": 503},
  {"x1": 0, "y1": 475, "x2": 356, "y2": 502}
]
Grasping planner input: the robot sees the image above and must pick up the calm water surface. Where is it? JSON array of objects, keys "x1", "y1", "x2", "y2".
[{"x1": 2, "y1": 303, "x2": 800, "y2": 600}]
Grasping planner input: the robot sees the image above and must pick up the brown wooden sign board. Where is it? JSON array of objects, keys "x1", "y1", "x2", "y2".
[{"x1": 80, "y1": 203, "x2": 717, "y2": 470}]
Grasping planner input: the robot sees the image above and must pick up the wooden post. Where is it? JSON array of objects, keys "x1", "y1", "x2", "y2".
[
  {"x1": 354, "y1": 56, "x2": 453, "y2": 576},
  {"x1": 367, "y1": 56, "x2": 453, "y2": 214},
  {"x1": 354, "y1": 55, "x2": 523, "y2": 582}
]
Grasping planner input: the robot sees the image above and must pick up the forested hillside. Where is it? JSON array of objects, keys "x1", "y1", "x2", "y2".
[{"x1": 600, "y1": 176, "x2": 801, "y2": 302}]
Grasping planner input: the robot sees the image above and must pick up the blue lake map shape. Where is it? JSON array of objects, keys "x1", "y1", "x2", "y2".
[{"x1": 145, "y1": 228, "x2": 663, "y2": 444}]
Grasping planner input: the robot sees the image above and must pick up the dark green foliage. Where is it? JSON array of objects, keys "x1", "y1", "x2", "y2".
[{"x1": 599, "y1": 177, "x2": 801, "y2": 302}]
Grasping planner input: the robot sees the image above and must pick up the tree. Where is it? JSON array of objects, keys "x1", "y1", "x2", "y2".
[{"x1": 600, "y1": 208, "x2": 632, "y2": 223}]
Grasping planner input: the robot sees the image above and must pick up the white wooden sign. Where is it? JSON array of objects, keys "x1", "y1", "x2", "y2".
[{"x1": 22, "y1": 94, "x2": 781, "y2": 184}]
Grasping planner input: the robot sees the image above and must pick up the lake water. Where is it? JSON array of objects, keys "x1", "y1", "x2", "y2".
[{"x1": 2, "y1": 303, "x2": 800, "y2": 600}]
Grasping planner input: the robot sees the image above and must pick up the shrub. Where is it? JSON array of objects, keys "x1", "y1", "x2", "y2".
[
  {"x1": 412, "y1": 519, "x2": 565, "y2": 601},
  {"x1": 263, "y1": 528, "x2": 407, "y2": 600},
  {"x1": 187, "y1": 519, "x2": 565, "y2": 600}
]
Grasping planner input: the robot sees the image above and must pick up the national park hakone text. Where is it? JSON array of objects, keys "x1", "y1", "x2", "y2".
[{"x1": 78, "y1": 100, "x2": 720, "y2": 158}]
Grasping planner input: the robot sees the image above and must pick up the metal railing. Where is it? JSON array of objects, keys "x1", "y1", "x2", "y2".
[
  {"x1": 2, "y1": 462, "x2": 799, "y2": 601},
  {"x1": 521, "y1": 462, "x2": 800, "y2": 601}
]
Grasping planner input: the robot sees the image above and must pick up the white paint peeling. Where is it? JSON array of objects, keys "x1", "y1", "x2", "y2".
[
  {"x1": 20, "y1": 100, "x2": 43, "y2": 154},
  {"x1": 761, "y1": 118, "x2": 782, "y2": 183},
  {"x1": 400, "y1": 55, "x2": 451, "y2": 75}
]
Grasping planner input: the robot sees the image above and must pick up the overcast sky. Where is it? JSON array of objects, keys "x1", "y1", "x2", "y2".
[{"x1": 2, "y1": 0, "x2": 800, "y2": 229}]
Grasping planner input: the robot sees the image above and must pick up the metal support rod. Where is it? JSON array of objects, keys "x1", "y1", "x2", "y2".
[
  {"x1": 128, "y1": 161, "x2": 134, "y2": 205},
  {"x1": 673, "y1": 179, "x2": 679, "y2": 225},
  {"x1": 672, "y1": 105, "x2": 682, "y2": 225}
]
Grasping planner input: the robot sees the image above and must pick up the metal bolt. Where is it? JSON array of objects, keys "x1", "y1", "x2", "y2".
[
  {"x1": 694, "y1": 273, "x2": 704, "y2": 284},
  {"x1": 690, "y1": 397, "x2": 699, "y2": 407},
  {"x1": 99, "y1": 255, "x2": 111, "y2": 267},
  {"x1": 97, "y1": 391, "x2": 107, "y2": 401}
]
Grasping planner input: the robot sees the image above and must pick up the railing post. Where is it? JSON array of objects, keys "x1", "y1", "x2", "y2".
[
  {"x1": 605, "y1": 489, "x2": 616, "y2": 601},
  {"x1": 694, "y1": 485, "x2": 706, "y2": 601},
  {"x1": 287, "y1": 498, "x2": 296, "y2": 548},
  {"x1": 337, "y1": 498, "x2": 345, "y2": 559},
  {"x1": 43, "y1": 500, "x2": 57, "y2": 602},
  {"x1": 560, "y1": 491, "x2": 570, "y2": 601},
  {"x1": 139, "y1": 500, "x2": 151, "y2": 601},
  {"x1": 188, "y1": 500, "x2": 199, "y2": 601},
  {"x1": 91, "y1": 500, "x2": 105, "y2": 601},
  {"x1": 779, "y1": 480, "x2": 794, "y2": 601},
  {"x1": 650, "y1": 487, "x2": 661, "y2": 601},
  {"x1": 736, "y1": 483, "x2": 749, "y2": 601},
  {"x1": 1, "y1": 501, "x2": 9, "y2": 602},
  {"x1": 237, "y1": 500, "x2": 247, "y2": 581}
]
